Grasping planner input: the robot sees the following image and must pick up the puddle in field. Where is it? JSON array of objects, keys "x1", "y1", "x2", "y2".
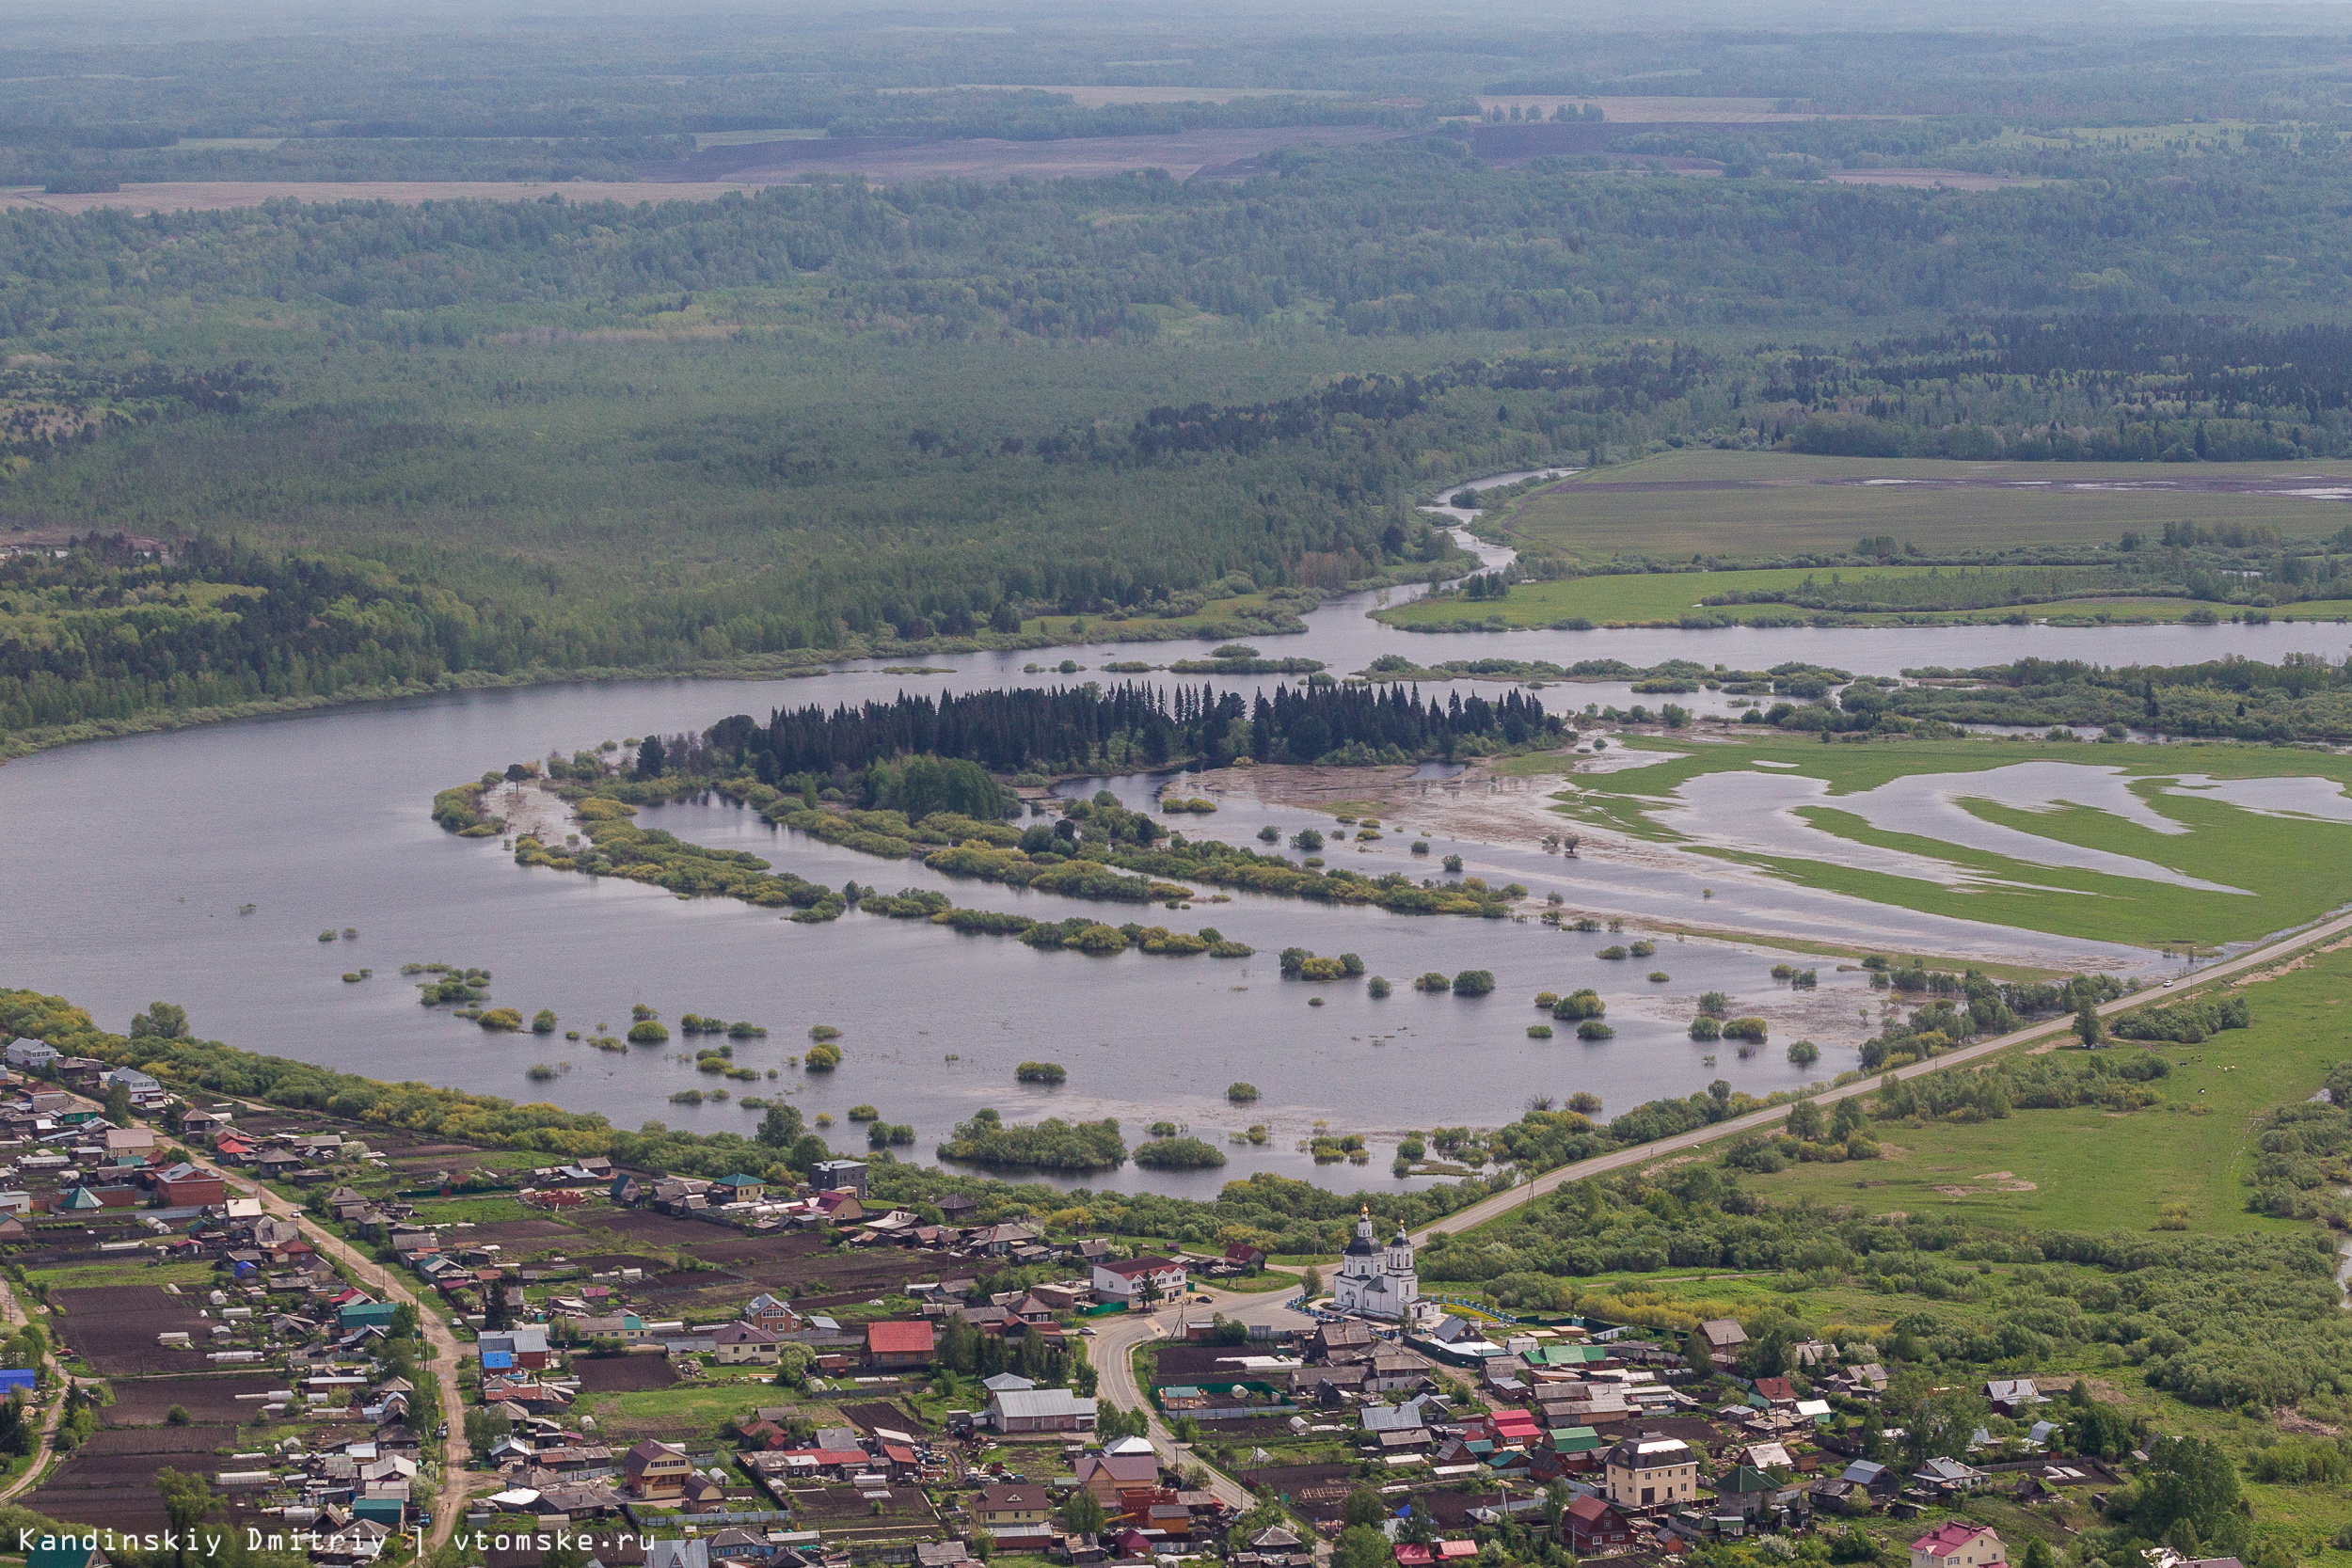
[
  {"x1": 1572, "y1": 749, "x2": 1687, "y2": 775},
  {"x1": 2162, "y1": 774, "x2": 2352, "y2": 824}
]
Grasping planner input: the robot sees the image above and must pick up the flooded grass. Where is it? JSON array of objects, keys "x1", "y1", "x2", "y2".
[{"x1": 1557, "y1": 735, "x2": 2352, "y2": 948}]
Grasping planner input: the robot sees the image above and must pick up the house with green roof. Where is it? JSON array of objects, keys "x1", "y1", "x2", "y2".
[{"x1": 1715, "y1": 1464, "x2": 1781, "y2": 1522}]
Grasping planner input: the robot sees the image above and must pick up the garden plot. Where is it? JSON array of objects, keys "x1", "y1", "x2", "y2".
[
  {"x1": 838, "y1": 1400, "x2": 932, "y2": 1437},
  {"x1": 573, "y1": 1354, "x2": 680, "y2": 1393},
  {"x1": 81, "y1": 1424, "x2": 246, "y2": 1455},
  {"x1": 29, "y1": 1429, "x2": 260, "y2": 1534},
  {"x1": 103, "y1": 1373, "x2": 285, "y2": 1426},
  {"x1": 784, "y1": 1483, "x2": 943, "y2": 1544},
  {"x1": 52, "y1": 1286, "x2": 213, "y2": 1375},
  {"x1": 1235, "y1": 1464, "x2": 1359, "y2": 1522}
]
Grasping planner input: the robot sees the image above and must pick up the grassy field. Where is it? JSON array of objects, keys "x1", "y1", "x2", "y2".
[
  {"x1": 1479, "y1": 451, "x2": 2352, "y2": 563},
  {"x1": 1379, "y1": 562, "x2": 1953, "y2": 627},
  {"x1": 1735, "y1": 937, "x2": 2352, "y2": 1231},
  {"x1": 585, "y1": 1380, "x2": 776, "y2": 1432},
  {"x1": 1551, "y1": 735, "x2": 2352, "y2": 948}
]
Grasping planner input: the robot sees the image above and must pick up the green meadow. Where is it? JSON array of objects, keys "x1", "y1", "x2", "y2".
[
  {"x1": 1737, "y1": 938, "x2": 2352, "y2": 1233},
  {"x1": 1549, "y1": 736, "x2": 2352, "y2": 948},
  {"x1": 1376, "y1": 562, "x2": 1953, "y2": 627},
  {"x1": 1483, "y1": 450, "x2": 2352, "y2": 563}
]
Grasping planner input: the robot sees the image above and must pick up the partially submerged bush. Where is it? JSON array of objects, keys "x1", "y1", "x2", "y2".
[{"x1": 1551, "y1": 990, "x2": 1605, "y2": 1021}]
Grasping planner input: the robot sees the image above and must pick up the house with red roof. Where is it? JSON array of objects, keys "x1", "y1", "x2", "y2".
[
  {"x1": 1562, "y1": 1496, "x2": 1633, "y2": 1555},
  {"x1": 1089, "y1": 1255, "x2": 1186, "y2": 1305},
  {"x1": 1487, "y1": 1409, "x2": 1542, "y2": 1445},
  {"x1": 1910, "y1": 1524, "x2": 2006, "y2": 1568},
  {"x1": 865, "y1": 1319, "x2": 936, "y2": 1370}
]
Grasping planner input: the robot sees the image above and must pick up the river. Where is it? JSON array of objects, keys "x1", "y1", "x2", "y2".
[{"x1": 2, "y1": 487, "x2": 2342, "y2": 1194}]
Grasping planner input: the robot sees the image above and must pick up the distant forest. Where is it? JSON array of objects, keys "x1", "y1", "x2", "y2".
[{"x1": 10, "y1": 6, "x2": 2352, "y2": 747}]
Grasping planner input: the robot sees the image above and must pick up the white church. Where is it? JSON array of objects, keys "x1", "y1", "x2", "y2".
[{"x1": 1330, "y1": 1206, "x2": 1431, "y2": 1323}]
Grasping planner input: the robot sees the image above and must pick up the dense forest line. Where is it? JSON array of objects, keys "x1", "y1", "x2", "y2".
[
  {"x1": 713, "y1": 682, "x2": 1560, "y2": 780},
  {"x1": 1851, "y1": 654, "x2": 2352, "y2": 743},
  {"x1": 1706, "y1": 653, "x2": 2352, "y2": 744}
]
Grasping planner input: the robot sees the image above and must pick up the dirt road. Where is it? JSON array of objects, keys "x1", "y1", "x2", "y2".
[
  {"x1": 0, "y1": 1278, "x2": 63, "y2": 1504},
  {"x1": 180, "y1": 1146, "x2": 474, "y2": 1549}
]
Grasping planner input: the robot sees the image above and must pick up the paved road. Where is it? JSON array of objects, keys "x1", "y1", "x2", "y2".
[
  {"x1": 0, "y1": 1278, "x2": 63, "y2": 1504},
  {"x1": 1414, "y1": 908, "x2": 2352, "y2": 1244},
  {"x1": 180, "y1": 1145, "x2": 475, "y2": 1550},
  {"x1": 1088, "y1": 1283, "x2": 1321, "y2": 1513}
]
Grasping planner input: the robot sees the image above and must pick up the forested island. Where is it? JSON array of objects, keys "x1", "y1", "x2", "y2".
[{"x1": 431, "y1": 683, "x2": 1555, "y2": 936}]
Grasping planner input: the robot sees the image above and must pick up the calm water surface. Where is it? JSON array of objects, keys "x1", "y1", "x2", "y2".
[{"x1": 2, "y1": 511, "x2": 2331, "y2": 1192}]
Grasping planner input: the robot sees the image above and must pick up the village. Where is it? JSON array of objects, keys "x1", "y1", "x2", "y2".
[{"x1": 0, "y1": 1037, "x2": 2206, "y2": 1568}]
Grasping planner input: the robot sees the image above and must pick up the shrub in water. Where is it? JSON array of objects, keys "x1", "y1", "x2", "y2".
[{"x1": 1552, "y1": 990, "x2": 1605, "y2": 1021}]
